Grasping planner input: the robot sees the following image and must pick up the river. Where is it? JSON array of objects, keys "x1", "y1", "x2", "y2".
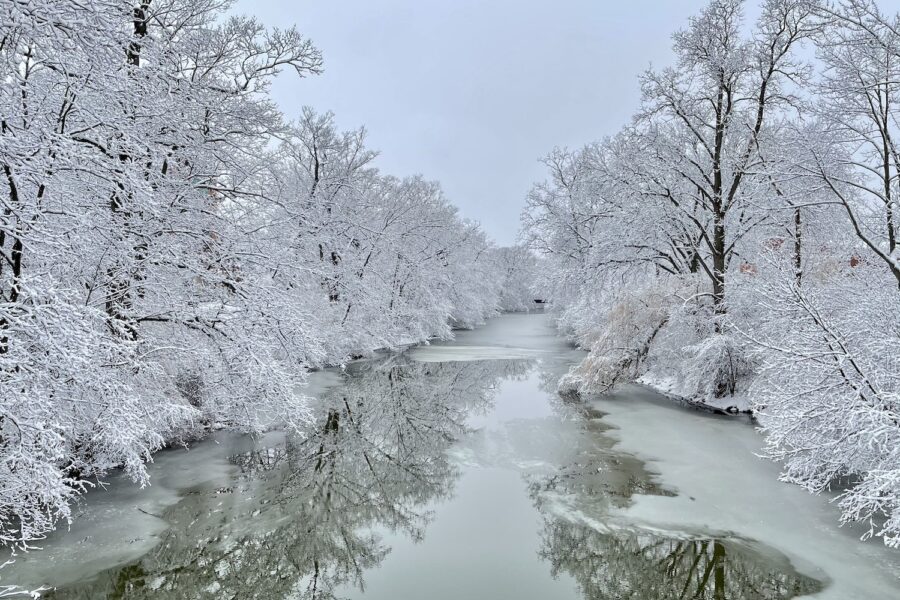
[{"x1": 3, "y1": 312, "x2": 899, "y2": 598}]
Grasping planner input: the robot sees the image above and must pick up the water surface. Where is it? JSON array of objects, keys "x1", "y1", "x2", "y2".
[{"x1": 6, "y1": 313, "x2": 888, "y2": 598}]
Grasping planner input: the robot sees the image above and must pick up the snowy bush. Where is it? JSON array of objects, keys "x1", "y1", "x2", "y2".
[
  {"x1": 561, "y1": 282, "x2": 672, "y2": 394},
  {"x1": 680, "y1": 334, "x2": 753, "y2": 403}
]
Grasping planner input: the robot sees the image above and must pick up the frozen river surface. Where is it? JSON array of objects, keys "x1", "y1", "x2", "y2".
[{"x1": 4, "y1": 312, "x2": 900, "y2": 598}]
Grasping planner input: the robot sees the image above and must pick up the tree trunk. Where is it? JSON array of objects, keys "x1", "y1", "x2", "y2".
[
  {"x1": 127, "y1": 2, "x2": 151, "y2": 67},
  {"x1": 0, "y1": 162, "x2": 23, "y2": 355},
  {"x1": 711, "y1": 209, "x2": 727, "y2": 322},
  {"x1": 713, "y1": 541, "x2": 726, "y2": 600},
  {"x1": 794, "y1": 207, "x2": 802, "y2": 286}
]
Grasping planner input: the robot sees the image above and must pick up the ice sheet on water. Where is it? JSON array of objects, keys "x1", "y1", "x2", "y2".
[
  {"x1": 304, "y1": 367, "x2": 346, "y2": 398},
  {"x1": 1, "y1": 432, "x2": 241, "y2": 591},
  {"x1": 595, "y1": 384, "x2": 900, "y2": 600},
  {"x1": 409, "y1": 312, "x2": 580, "y2": 364},
  {"x1": 409, "y1": 344, "x2": 548, "y2": 362}
]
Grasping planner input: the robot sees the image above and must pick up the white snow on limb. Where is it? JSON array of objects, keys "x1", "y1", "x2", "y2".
[
  {"x1": 889, "y1": 247, "x2": 900, "y2": 271},
  {"x1": 0, "y1": 2, "x2": 522, "y2": 548},
  {"x1": 561, "y1": 282, "x2": 671, "y2": 395},
  {"x1": 749, "y1": 266, "x2": 900, "y2": 547},
  {"x1": 493, "y1": 246, "x2": 541, "y2": 312},
  {"x1": 552, "y1": 280, "x2": 752, "y2": 414},
  {"x1": 520, "y1": 0, "x2": 900, "y2": 547},
  {"x1": 674, "y1": 334, "x2": 753, "y2": 411},
  {"x1": 636, "y1": 374, "x2": 751, "y2": 415}
]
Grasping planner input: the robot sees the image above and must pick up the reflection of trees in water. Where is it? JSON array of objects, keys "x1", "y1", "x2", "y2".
[
  {"x1": 40, "y1": 350, "x2": 819, "y2": 600},
  {"x1": 536, "y1": 353, "x2": 580, "y2": 398},
  {"x1": 537, "y1": 517, "x2": 821, "y2": 600},
  {"x1": 529, "y1": 388, "x2": 673, "y2": 510},
  {"x1": 46, "y1": 357, "x2": 530, "y2": 600},
  {"x1": 528, "y1": 395, "x2": 822, "y2": 600}
]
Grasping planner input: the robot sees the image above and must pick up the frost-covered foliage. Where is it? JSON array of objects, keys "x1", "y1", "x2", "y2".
[
  {"x1": 522, "y1": 0, "x2": 900, "y2": 544},
  {"x1": 265, "y1": 111, "x2": 506, "y2": 358},
  {"x1": 559, "y1": 282, "x2": 671, "y2": 395},
  {"x1": 493, "y1": 246, "x2": 539, "y2": 312},
  {"x1": 749, "y1": 261, "x2": 900, "y2": 544},
  {"x1": 0, "y1": 1, "x2": 510, "y2": 548},
  {"x1": 743, "y1": 1, "x2": 900, "y2": 547},
  {"x1": 0, "y1": 0, "x2": 324, "y2": 549}
]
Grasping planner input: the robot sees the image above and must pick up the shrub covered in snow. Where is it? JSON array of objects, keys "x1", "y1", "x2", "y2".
[{"x1": 563, "y1": 282, "x2": 671, "y2": 394}]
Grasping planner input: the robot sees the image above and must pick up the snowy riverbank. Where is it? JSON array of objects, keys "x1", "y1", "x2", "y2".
[{"x1": 635, "y1": 374, "x2": 752, "y2": 415}]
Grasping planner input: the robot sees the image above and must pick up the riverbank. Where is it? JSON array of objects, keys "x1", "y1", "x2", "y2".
[{"x1": 636, "y1": 373, "x2": 752, "y2": 416}]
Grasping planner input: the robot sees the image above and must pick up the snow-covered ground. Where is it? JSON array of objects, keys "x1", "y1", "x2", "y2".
[{"x1": 637, "y1": 373, "x2": 753, "y2": 414}]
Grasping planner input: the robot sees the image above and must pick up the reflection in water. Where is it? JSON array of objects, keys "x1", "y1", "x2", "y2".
[
  {"x1": 44, "y1": 357, "x2": 530, "y2": 599},
  {"x1": 532, "y1": 399, "x2": 673, "y2": 507},
  {"x1": 15, "y1": 330, "x2": 822, "y2": 600},
  {"x1": 537, "y1": 520, "x2": 821, "y2": 600},
  {"x1": 528, "y1": 400, "x2": 822, "y2": 600}
]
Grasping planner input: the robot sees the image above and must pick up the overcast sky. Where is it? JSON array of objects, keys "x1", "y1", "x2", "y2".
[{"x1": 235, "y1": 0, "x2": 724, "y2": 245}]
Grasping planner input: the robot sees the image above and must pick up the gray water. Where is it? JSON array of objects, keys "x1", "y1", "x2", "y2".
[{"x1": 2, "y1": 312, "x2": 872, "y2": 599}]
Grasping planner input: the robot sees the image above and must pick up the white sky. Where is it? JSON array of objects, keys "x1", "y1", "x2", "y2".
[{"x1": 235, "y1": 0, "x2": 727, "y2": 245}]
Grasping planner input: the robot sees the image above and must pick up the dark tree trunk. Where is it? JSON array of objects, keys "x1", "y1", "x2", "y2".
[
  {"x1": 794, "y1": 207, "x2": 802, "y2": 286},
  {"x1": 711, "y1": 210, "x2": 727, "y2": 322},
  {"x1": 127, "y1": 2, "x2": 151, "y2": 67}
]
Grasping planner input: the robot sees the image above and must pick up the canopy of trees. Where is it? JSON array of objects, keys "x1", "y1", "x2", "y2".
[
  {"x1": 0, "y1": 0, "x2": 535, "y2": 549},
  {"x1": 522, "y1": 0, "x2": 900, "y2": 546}
]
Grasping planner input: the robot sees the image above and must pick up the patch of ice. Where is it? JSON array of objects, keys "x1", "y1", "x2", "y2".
[
  {"x1": 409, "y1": 345, "x2": 547, "y2": 363},
  {"x1": 596, "y1": 384, "x2": 900, "y2": 599},
  {"x1": 1, "y1": 432, "x2": 241, "y2": 590}
]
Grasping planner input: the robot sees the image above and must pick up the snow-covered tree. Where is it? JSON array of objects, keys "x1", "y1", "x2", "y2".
[
  {"x1": 522, "y1": 0, "x2": 900, "y2": 545},
  {"x1": 748, "y1": 0, "x2": 900, "y2": 547},
  {"x1": 0, "y1": 1, "x2": 507, "y2": 549},
  {"x1": 492, "y1": 246, "x2": 539, "y2": 312}
]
